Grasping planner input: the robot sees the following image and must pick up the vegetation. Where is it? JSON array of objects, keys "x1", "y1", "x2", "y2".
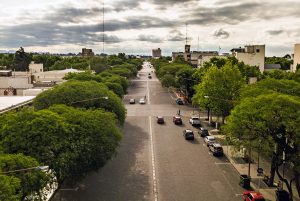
[
  {"x1": 0, "y1": 154, "x2": 51, "y2": 200},
  {"x1": 265, "y1": 56, "x2": 293, "y2": 70}
]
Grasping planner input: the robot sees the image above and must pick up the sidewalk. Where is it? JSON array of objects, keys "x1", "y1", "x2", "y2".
[{"x1": 199, "y1": 119, "x2": 300, "y2": 201}]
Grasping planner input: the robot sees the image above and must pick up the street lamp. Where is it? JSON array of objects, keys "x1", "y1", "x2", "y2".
[
  {"x1": 0, "y1": 165, "x2": 49, "y2": 174},
  {"x1": 69, "y1": 96, "x2": 109, "y2": 105}
]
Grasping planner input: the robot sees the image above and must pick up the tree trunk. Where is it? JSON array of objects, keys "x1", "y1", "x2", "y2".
[
  {"x1": 294, "y1": 170, "x2": 300, "y2": 198},
  {"x1": 207, "y1": 107, "x2": 210, "y2": 121},
  {"x1": 269, "y1": 153, "x2": 277, "y2": 186}
]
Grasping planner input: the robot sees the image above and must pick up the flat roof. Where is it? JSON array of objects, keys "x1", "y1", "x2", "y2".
[{"x1": 0, "y1": 96, "x2": 35, "y2": 113}]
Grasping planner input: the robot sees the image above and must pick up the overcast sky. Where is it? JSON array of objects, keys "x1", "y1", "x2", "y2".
[{"x1": 0, "y1": 0, "x2": 299, "y2": 56}]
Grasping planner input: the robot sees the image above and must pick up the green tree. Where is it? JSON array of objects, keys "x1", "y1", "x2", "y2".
[
  {"x1": 224, "y1": 93, "x2": 300, "y2": 198},
  {"x1": 33, "y1": 80, "x2": 126, "y2": 125},
  {"x1": 161, "y1": 74, "x2": 177, "y2": 88},
  {"x1": 0, "y1": 153, "x2": 50, "y2": 200},
  {"x1": 13, "y1": 47, "x2": 31, "y2": 71},
  {"x1": 193, "y1": 64, "x2": 245, "y2": 122},
  {"x1": 0, "y1": 106, "x2": 122, "y2": 184}
]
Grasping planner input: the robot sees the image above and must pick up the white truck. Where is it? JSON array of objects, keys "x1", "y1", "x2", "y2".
[{"x1": 189, "y1": 116, "x2": 201, "y2": 126}]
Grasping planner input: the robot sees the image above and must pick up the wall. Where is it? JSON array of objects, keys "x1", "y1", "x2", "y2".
[
  {"x1": 235, "y1": 45, "x2": 265, "y2": 72},
  {"x1": 293, "y1": 44, "x2": 300, "y2": 72}
]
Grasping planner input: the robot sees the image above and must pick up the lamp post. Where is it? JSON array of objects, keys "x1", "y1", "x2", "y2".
[
  {"x1": 69, "y1": 96, "x2": 109, "y2": 105},
  {"x1": 0, "y1": 165, "x2": 49, "y2": 174}
]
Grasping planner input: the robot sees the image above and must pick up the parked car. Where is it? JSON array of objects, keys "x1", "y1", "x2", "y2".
[
  {"x1": 129, "y1": 98, "x2": 135, "y2": 104},
  {"x1": 148, "y1": 75, "x2": 152, "y2": 79},
  {"x1": 173, "y1": 115, "x2": 182, "y2": 125},
  {"x1": 139, "y1": 98, "x2": 146, "y2": 104},
  {"x1": 189, "y1": 116, "x2": 201, "y2": 126},
  {"x1": 208, "y1": 143, "x2": 223, "y2": 156},
  {"x1": 157, "y1": 116, "x2": 165, "y2": 124},
  {"x1": 198, "y1": 127, "x2": 209, "y2": 137},
  {"x1": 183, "y1": 129, "x2": 194, "y2": 140},
  {"x1": 176, "y1": 98, "x2": 184, "y2": 105},
  {"x1": 243, "y1": 191, "x2": 265, "y2": 201},
  {"x1": 204, "y1": 136, "x2": 216, "y2": 146}
]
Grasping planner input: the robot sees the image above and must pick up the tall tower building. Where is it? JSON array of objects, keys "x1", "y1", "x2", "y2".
[{"x1": 293, "y1": 44, "x2": 300, "y2": 72}]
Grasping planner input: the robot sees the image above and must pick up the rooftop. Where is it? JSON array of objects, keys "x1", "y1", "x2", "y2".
[{"x1": 0, "y1": 96, "x2": 35, "y2": 113}]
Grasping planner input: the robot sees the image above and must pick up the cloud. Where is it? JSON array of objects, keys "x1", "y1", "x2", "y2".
[
  {"x1": 112, "y1": 0, "x2": 140, "y2": 12},
  {"x1": 267, "y1": 30, "x2": 284, "y2": 35},
  {"x1": 213, "y1": 28, "x2": 230, "y2": 39},
  {"x1": 138, "y1": 34, "x2": 163, "y2": 43},
  {"x1": 167, "y1": 30, "x2": 185, "y2": 41}
]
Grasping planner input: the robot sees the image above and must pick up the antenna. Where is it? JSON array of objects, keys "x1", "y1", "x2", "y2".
[
  {"x1": 197, "y1": 36, "x2": 199, "y2": 51},
  {"x1": 185, "y1": 23, "x2": 188, "y2": 45},
  {"x1": 102, "y1": 1, "x2": 105, "y2": 54}
]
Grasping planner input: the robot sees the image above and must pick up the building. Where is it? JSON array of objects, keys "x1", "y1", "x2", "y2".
[
  {"x1": 293, "y1": 44, "x2": 300, "y2": 72},
  {"x1": 152, "y1": 48, "x2": 162, "y2": 58},
  {"x1": 172, "y1": 45, "x2": 218, "y2": 67},
  {"x1": 33, "y1": 68, "x2": 84, "y2": 82},
  {"x1": 82, "y1": 48, "x2": 94, "y2": 57},
  {"x1": 0, "y1": 96, "x2": 35, "y2": 114},
  {"x1": 29, "y1": 62, "x2": 43, "y2": 73},
  {"x1": 0, "y1": 70, "x2": 33, "y2": 95},
  {"x1": 231, "y1": 45, "x2": 265, "y2": 72}
]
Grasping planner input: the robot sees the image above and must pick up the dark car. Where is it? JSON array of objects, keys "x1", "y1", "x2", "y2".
[
  {"x1": 173, "y1": 115, "x2": 182, "y2": 125},
  {"x1": 183, "y1": 129, "x2": 194, "y2": 140},
  {"x1": 176, "y1": 98, "x2": 184, "y2": 105},
  {"x1": 157, "y1": 116, "x2": 164, "y2": 124},
  {"x1": 208, "y1": 143, "x2": 223, "y2": 156},
  {"x1": 198, "y1": 127, "x2": 209, "y2": 137},
  {"x1": 148, "y1": 75, "x2": 152, "y2": 79}
]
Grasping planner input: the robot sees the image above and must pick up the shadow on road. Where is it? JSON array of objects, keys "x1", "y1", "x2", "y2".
[{"x1": 52, "y1": 119, "x2": 152, "y2": 201}]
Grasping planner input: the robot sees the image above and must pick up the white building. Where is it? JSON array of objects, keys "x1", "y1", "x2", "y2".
[
  {"x1": 0, "y1": 70, "x2": 33, "y2": 95},
  {"x1": 33, "y1": 68, "x2": 84, "y2": 82},
  {"x1": 29, "y1": 62, "x2": 43, "y2": 73},
  {"x1": 231, "y1": 45, "x2": 265, "y2": 72},
  {"x1": 293, "y1": 44, "x2": 300, "y2": 72}
]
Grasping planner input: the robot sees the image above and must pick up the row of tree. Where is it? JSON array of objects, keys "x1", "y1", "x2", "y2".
[{"x1": 0, "y1": 55, "x2": 143, "y2": 200}]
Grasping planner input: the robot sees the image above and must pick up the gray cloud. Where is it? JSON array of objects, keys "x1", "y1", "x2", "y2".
[
  {"x1": 267, "y1": 30, "x2": 284, "y2": 35},
  {"x1": 112, "y1": 0, "x2": 140, "y2": 12},
  {"x1": 138, "y1": 34, "x2": 163, "y2": 43},
  {"x1": 213, "y1": 28, "x2": 230, "y2": 39},
  {"x1": 167, "y1": 30, "x2": 185, "y2": 41}
]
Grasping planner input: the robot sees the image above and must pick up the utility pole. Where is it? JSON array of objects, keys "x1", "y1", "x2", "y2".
[
  {"x1": 185, "y1": 23, "x2": 188, "y2": 45},
  {"x1": 102, "y1": 1, "x2": 105, "y2": 54}
]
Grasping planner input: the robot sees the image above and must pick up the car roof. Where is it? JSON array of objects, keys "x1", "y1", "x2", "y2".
[
  {"x1": 206, "y1": 136, "x2": 215, "y2": 140},
  {"x1": 157, "y1": 116, "x2": 164, "y2": 118},
  {"x1": 200, "y1": 127, "x2": 207, "y2": 130},
  {"x1": 246, "y1": 191, "x2": 264, "y2": 198},
  {"x1": 185, "y1": 129, "x2": 193, "y2": 132},
  {"x1": 212, "y1": 143, "x2": 222, "y2": 147},
  {"x1": 174, "y1": 116, "x2": 181, "y2": 118}
]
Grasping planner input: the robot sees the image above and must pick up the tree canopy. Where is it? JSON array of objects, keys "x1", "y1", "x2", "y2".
[{"x1": 33, "y1": 80, "x2": 126, "y2": 124}]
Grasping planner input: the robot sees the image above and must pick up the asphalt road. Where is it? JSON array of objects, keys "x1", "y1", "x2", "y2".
[{"x1": 52, "y1": 62, "x2": 244, "y2": 201}]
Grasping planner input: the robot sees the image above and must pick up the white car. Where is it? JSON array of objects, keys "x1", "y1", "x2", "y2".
[
  {"x1": 204, "y1": 136, "x2": 216, "y2": 146},
  {"x1": 139, "y1": 98, "x2": 146, "y2": 104},
  {"x1": 189, "y1": 116, "x2": 201, "y2": 126}
]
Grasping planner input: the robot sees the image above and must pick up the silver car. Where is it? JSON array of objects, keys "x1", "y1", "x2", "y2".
[{"x1": 204, "y1": 136, "x2": 216, "y2": 146}]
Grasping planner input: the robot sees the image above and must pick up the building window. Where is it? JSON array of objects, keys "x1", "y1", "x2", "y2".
[{"x1": 256, "y1": 49, "x2": 260, "y2": 53}]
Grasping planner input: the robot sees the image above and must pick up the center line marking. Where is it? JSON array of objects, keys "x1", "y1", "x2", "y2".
[
  {"x1": 149, "y1": 116, "x2": 158, "y2": 201},
  {"x1": 147, "y1": 81, "x2": 151, "y2": 104}
]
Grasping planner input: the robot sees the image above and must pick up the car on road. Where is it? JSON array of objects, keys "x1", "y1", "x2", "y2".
[
  {"x1": 204, "y1": 136, "x2": 216, "y2": 146},
  {"x1": 139, "y1": 98, "x2": 146, "y2": 104},
  {"x1": 148, "y1": 75, "x2": 152, "y2": 79},
  {"x1": 189, "y1": 116, "x2": 201, "y2": 126},
  {"x1": 183, "y1": 129, "x2": 194, "y2": 140},
  {"x1": 173, "y1": 115, "x2": 182, "y2": 125},
  {"x1": 243, "y1": 191, "x2": 265, "y2": 201},
  {"x1": 175, "y1": 98, "x2": 184, "y2": 105},
  {"x1": 157, "y1": 116, "x2": 165, "y2": 124},
  {"x1": 208, "y1": 143, "x2": 223, "y2": 156},
  {"x1": 198, "y1": 127, "x2": 209, "y2": 137},
  {"x1": 129, "y1": 98, "x2": 135, "y2": 104}
]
